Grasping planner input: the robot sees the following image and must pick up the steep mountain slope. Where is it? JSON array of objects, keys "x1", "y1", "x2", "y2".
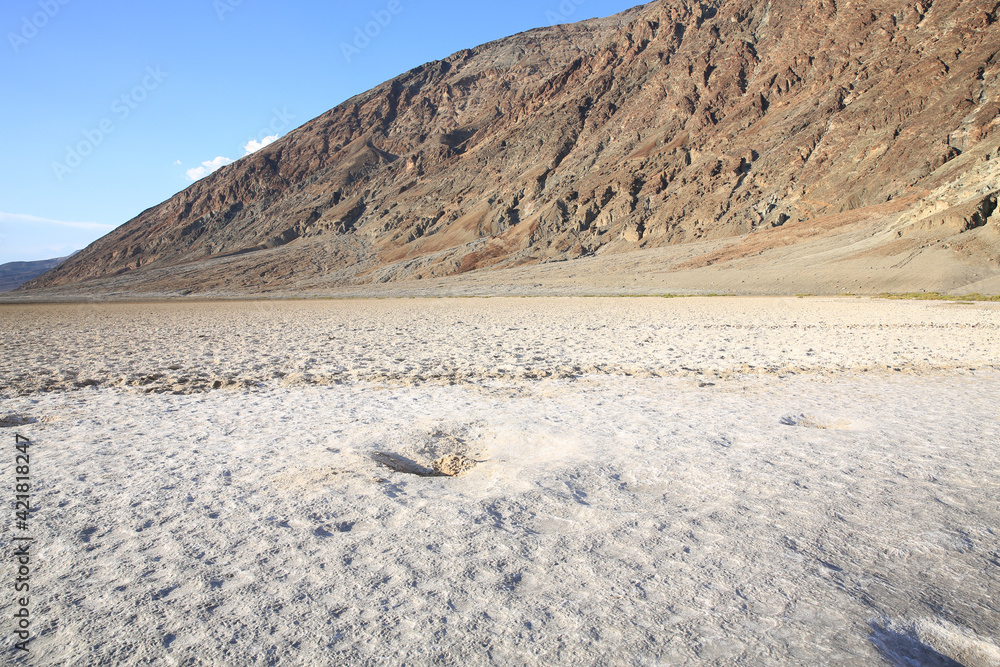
[{"x1": 23, "y1": 0, "x2": 1000, "y2": 295}]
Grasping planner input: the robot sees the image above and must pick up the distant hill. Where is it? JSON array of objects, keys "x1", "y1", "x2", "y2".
[
  {"x1": 20, "y1": 0, "x2": 1000, "y2": 296},
  {"x1": 0, "y1": 257, "x2": 69, "y2": 292}
]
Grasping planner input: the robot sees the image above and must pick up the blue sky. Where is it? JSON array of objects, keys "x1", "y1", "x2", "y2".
[{"x1": 0, "y1": 0, "x2": 641, "y2": 265}]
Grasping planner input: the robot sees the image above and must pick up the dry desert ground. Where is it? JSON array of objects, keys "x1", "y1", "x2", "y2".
[{"x1": 1, "y1": 296, "x2": 999, "y2": 665}]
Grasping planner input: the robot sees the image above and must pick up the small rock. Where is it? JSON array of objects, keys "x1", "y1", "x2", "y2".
[{"x1": 431, "y1": 453, "x2": 478, "y2": 477}]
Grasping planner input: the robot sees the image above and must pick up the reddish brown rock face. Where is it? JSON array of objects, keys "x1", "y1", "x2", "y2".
[{"x1": 23, "y1": 0, "x2": 1000, "y2": 294}]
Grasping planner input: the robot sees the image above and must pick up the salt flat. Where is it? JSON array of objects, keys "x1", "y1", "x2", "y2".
[{"x1": 1, "y1": 297, "x2": 999, "y2": 665}]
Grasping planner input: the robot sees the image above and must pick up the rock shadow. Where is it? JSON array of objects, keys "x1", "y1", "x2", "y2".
[{"x1": 870, "y1": 623, "x2": 965, "y2": 667}]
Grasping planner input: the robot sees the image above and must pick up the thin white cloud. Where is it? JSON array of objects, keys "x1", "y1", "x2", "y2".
[
  {"x1": 173, "y1": 159, "x2": 182, "y2": 166},
  {"x1": 244, "y1": 134, "x2": 278, "y2": 154},
  {"x1": 186, "y1": 156, "x2": 234, "y2": 181},
  {"x1": 0, "y1": 212, "x2": 114, "y2": 231},
  {"x1": 0, "y1": 212, "x2": 116, "y2": 265}
]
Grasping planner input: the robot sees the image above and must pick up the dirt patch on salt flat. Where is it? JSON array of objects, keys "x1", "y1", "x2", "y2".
[
  {"x1": 0, "y1": 413, "x2": 38, "y2": 427},
  {"x1": 780, "y1": 413, "x2": 852, "y2": 429},
  {"x1": 372, "y1": 451, "x2": 479, "y2": 477}
]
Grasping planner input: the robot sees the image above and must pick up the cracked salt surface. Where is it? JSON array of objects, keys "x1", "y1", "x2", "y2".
[
  {"x1": 1, "y1": 298, "x2": 999, "y2": 664},
  {"x1": 3, "y1": 297, "x2": 999, "y2": 396},
  {"x1": 3, "y1": 373, "x2": 999, "y2": 665}
]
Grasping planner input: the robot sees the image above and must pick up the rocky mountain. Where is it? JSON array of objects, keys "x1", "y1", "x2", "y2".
[
  {"x1": 21, "y1": 0, "x2": 1000, "y2": 295},
  {"x1": 0, "y1": 256, "x2": 68, "y2": 292}
]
